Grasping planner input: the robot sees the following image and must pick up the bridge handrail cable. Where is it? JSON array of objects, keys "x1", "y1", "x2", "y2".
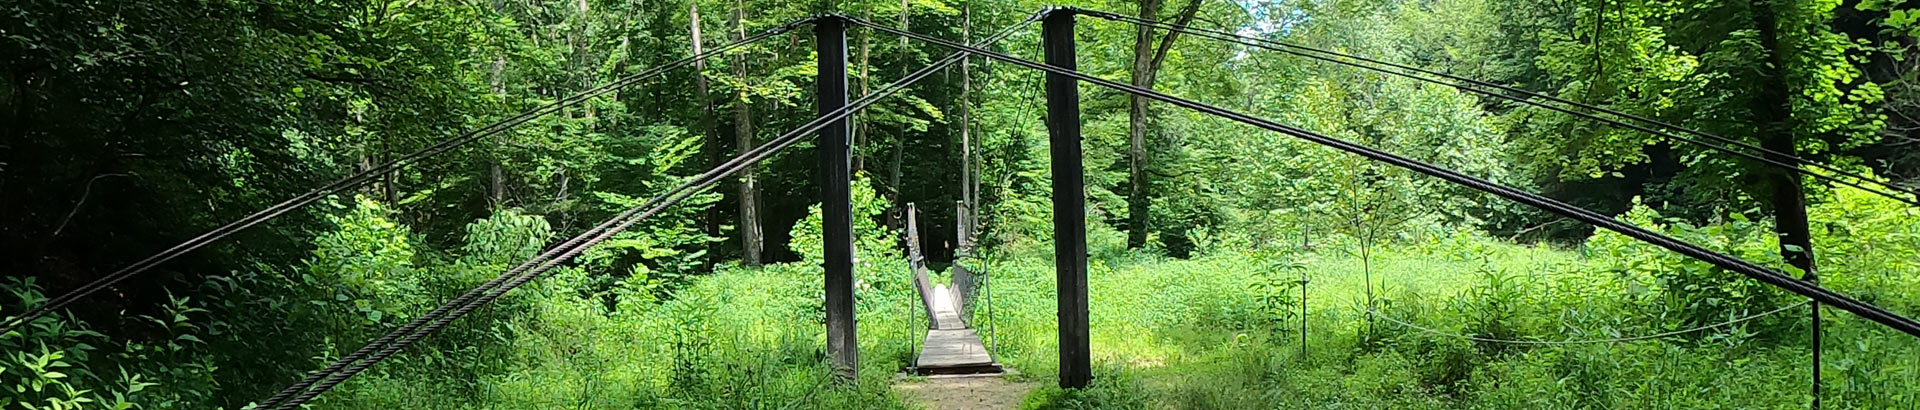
[
  {"x1": 1363, "y1": 301, "x2": 1810, "y2": 345},
  {"x1": 251, "y1": 18, "x2": 819, "y2": 408},
  {"x1": 258, "y1": 15, "x2": 1038, "y2": 408},
  {"x1": 1074, "y1": 8, "x2": 1920, "y2": 208},
  {"x1": 0, "y1": 18, "x2": 820, "y2": 338}
]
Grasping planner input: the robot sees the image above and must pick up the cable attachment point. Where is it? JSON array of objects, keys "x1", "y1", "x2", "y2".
[
  {"x1": 1039, "y1": 6, "x2": 1080, "y2": 18},
  {"x1": 811, "y1": 13, "x2": 850, "y2": 25}
]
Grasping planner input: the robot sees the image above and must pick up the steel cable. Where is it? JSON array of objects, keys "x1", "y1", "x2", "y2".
[
  {"x1": 1362, "y1": 301, "x2": 1809, "y2": 345},
  {"x1": 273, "y1": 68, "x2": 882, "y2": 409},
  {"x1": 848, "y1": 15, "x2": 1920, "y2": 338},
  {"x1": 1072, "y1": 8, "x2": 1920, "y2": 207},
  {"x1": 252, "y1": 19, "x2": 818, "y2": 408},
  {"x1": 0, "y1": 19, "x2": 817, "y2": 337},
  {"x1": 260, "y1": 16, "x2": 1035, "y2": 408}
]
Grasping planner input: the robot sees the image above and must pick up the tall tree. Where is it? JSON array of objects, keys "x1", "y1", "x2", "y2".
[
  {"x1": 855, "y1": 26, "x2": 872, "y2": 174},
  {"x1": 958, "y1": 3, "x2": 976, "y2": 252},
  {"x1": 732, "y1": 0, "x2": 765, "y2": 266},
  {"x1": 886, "y1": 0, "x2": 912, "y2": 229},
  {"x1": 1126, "y1": 0, "x2": 1204, "y2": 249},
  {"x1": 1749, "y1": 0, "x2": 1820, "y2": 403},
  {"x1": 1748, "y1": 0, "x2": 1816, "y2": 282},
  {"x1": 488, "y1": 0, "x2": 511, "y2": 206},
  {"x1": 572, "y1": 0, "x2": 594, "y2": 121},
  {"x1": 692, "y1": 1, "x2": 724, "y2": 268}
]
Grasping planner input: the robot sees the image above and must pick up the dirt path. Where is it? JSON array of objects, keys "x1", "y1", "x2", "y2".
[{"x1": 895, "y1": 375, "x2": 1035, "y2": 410}]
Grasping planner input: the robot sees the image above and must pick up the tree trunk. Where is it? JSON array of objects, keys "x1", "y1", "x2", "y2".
[
  {"x1": 1749, "y1": 0, "x2": 1820, "y2": 404},
  {"x1": 692, "y1": 1, "x2": 723, "y2": 269},
  {"x1": 1125, "y1": 0, "x2": 1204, "y2": 249},
  {"x1": 1748, "y1": 0, "x2": 1814, "y2": 282},
  {"x1": 488, "y1": 0, "x2": 509, "y2": 207},
  {"x1": 732, "y1": 0, "x2": 764, "y2": 266},
  {"x1": 383, "y1": 138, "x2": 397, "y2": 205},
  {"x1": 574, "y1": 0, "x2": 594, "y2": 121},
  {"x1": 855, "y1": 30, "x2": 871, "y2": 174},
  {"x1": 359, "y1": 153, "x2": 374, "y2": 197},
  {"x1": 610, "y1": 0, "x2": 636, "y2": 117},
  {"x1": 958, "y1": 4, "x2": 975, "y2": 252},
  {"x1": 1361, "y1": 228, "x2": 1374, "y2": 340},
  {"x1": 886, "y1": 0, "x2": 911, "y2": 230}
]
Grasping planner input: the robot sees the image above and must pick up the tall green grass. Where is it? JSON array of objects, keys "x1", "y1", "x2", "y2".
[
  {"x1": 316, "y1": 262, "x2": 921, "y2": 409},
  {"x1": 981, "y1": 216, "x2": 1920, "y2": 409}
]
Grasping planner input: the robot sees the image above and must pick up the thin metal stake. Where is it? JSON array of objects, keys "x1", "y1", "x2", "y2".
[
  {"x1": 1803, "y1": 243, "x2": 1820, "y2": 409},
  {"x1": 986, "y1": 254, "x2": 998, "y2": 357}
]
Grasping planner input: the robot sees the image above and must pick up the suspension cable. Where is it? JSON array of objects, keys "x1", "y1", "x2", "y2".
[
  {"x1": 0, "y1": 19, "x2": 817, "y2": 337},
  {"x1": 976, "y1": 69, "x2": 1042, "y2": 358},
  {"x1": 259, "y1": 16, "x2": 1036, "y2": 408},
  {"x1": 255, "y1": 20, "x2": 816, "y2": 407},
  {"x1": 271, "y1": 66, "x2": 885, "y2": 410},
  {"x1": 1363, "y1": 301, "x2": 1809, "y2": 345},
  {"x1": 1071, "y1": 8, "x2": 1920, "y2": 207},
  {"x1": 847, "y1": 14, "x2": 1920, "y2": 339}
]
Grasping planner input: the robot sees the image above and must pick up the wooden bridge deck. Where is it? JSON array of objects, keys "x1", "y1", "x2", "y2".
[{"x1": 915, "y1": 284, "x2": 1001, "y2": 375}]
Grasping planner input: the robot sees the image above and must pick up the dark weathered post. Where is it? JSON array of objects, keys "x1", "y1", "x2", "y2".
[
  {"x1": 1042, "y1": 8, "x2": 1091, "y2": 389},
  {"x1": 816, "y1": 15, "x2": 858, "y2": 382}
]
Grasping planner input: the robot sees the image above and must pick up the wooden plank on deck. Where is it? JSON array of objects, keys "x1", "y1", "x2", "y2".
[
  {"x1": 916, "y1": 328, "x2": 1000, "y2": 375},
  {"x1": 929, "y1": 284, "x2": 967, "y2": 330}
]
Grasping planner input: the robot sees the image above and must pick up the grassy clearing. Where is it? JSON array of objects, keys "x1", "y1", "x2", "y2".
[
  {"x1": 977, "y1": 231, "x2": 1920, "y2": 409},
  {"x1": 307, "y1": 189, "x2": 1920, "y2": 409}
]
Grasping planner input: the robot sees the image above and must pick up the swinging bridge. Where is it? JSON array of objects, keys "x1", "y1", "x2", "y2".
[{"x1": 8, "y1": 7, "x2": 1920, "y2": 408}]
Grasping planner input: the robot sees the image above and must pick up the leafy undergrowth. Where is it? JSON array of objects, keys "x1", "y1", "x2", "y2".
[
  {"x1": 314, "y1": 262, "x2": 920, "y2": 409},
  {"x1": 308, "y1": 177, "x2": 926, "y2": 409},
  {"x1": 984, "y1": 200, "x2": 1920, "y2": 409}
]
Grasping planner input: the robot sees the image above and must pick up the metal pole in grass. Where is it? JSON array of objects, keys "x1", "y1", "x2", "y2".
[
  {"x1": 975, "y1": 172, "x2": 1004, "y2": 360},
  {"x1": 991, "y1": 255, "x2": 999, "y2": 357},
  {"x1": 1298, "y1": 223, "x2": 1311, "y2": 360},
  {"x1": 1811, "y1": 288, "x2": 1823, "y2": 410},
  {"x1": 909, "y1": 262, "x2": 921, "y2": 375},
  {"x1": 907, "y1": 280, "x2": 918, "y2": 375},
  {"x1": 985, "y1": 246, "x2": 998, "y2": 358}
]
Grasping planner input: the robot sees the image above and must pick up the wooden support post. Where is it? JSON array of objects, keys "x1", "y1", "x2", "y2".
[
  {"x1": 816, "y1": 15, "x2": 859, "y2": 382},
  {"x1": 1042, "y1": 8, "x2": 1091, "y2": 390}
]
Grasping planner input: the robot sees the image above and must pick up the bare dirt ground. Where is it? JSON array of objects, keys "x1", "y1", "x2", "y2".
[{"x1": 894, "y1": 375, "x2": 1036, "y2": 410}]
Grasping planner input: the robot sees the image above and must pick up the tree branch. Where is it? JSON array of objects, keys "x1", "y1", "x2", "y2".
[
  {"x1": 1507, "y1": 218, "x2": 1570, "y2": 242},
  {"x1": 303, "y1": 72, "x2": 400, "y2": 92},
  {"x1": 1149, "y1": 0, "x2": 1207, "y2": 72},
  {"x1": 52, "y1": 173, "x2": 132, "y2": 238}
]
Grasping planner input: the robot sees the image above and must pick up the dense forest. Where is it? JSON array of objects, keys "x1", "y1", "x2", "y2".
[{"x1": 4, "y1": 0, "x2": 1920, "y2": 408}]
